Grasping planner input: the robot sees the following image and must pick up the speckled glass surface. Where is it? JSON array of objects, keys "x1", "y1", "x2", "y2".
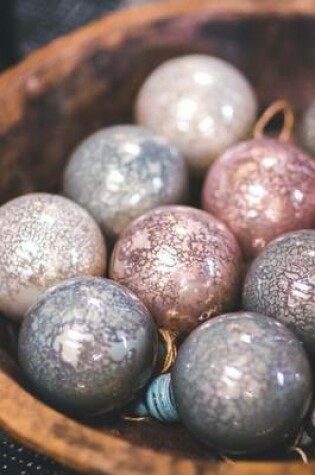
[
  {"x1": 301, "y1": 100, "x2": 315, "y2": 156},
  {"x1": 172, "y1": 312, "x2": 312, "y2": 455},
  {"x1": 0, "y1": 193, "x2": 106, "y2": 321},
  {"x1": 243, "y1": 230, "x2": 315, "y2": 361},
  {"x1": 63, "y1": 125, "x2": 188, "y2": 239},
  {"x1": 202, "y1": 138, "x2": 315, "y2": 258},
  {"x1": 135, "y1": 54, "x2": 257, "y2": 173},
  {"x1": 109, "y1": 206, "x2": 242, "y2": 332},
  {"x1": 18, "y1": 277, "x2": 157, "y2": 414}
]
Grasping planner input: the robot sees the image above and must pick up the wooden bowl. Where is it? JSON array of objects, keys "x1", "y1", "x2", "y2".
[{"x1": 0, "y1": 0, "x2": 315, "y2": 473}]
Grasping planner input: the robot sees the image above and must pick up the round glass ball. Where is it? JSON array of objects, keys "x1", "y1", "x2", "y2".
[
  {"x1": 243, "y1": 229, "x2": 315, "y2": 361},
  {"x1": 300, "y1": 100, "x2": 315, "y2": 156},
  {"x1": 172, "y1": 312, "x2": 312, "y2": 455},
  {"x1": 18, "y1": 277, "x2": 158, "y2": 414},
  {"x1": 135, "y1": 54, "x2": 257, "y2": 173},
  {"x1": 63, "y1": 125, "x2": 188, "y2": 239},
  {"x1": 109, "y1": 205, "x2": 243, "y2": 332},
  {"x1": 202, "y1": 138, "x2": 315, "y2": 258},
  {"x1": 0, "y1": 193, "x2": 106, "y2": 321}
]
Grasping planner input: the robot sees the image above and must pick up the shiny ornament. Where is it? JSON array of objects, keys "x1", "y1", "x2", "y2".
[
  {"x1": 135, "y1": 54, "x2": 257, "y2": 174},
  {"x1": 63, "y1": 125, "x2": 188, "y2": 239},
  {"x1": 301, "y1": 100, "x2": 315, "y2": 156},
  {"x1": 172, "y1": 312, "x2": 312, "y2": 454},
  {"x1": 202, "y1": 138, "x2": 315, "y2": 258},
  {"x1": 109, "y1": 205, "x2": 242, "y2": 332},
  {"x1": 0, "y1": 193, "x2": 106, "y2": 321},
  {"x1": 18, "y1": 277, "x2": 157, "y2": 414},
  {"x1": 243, "y1": 230, "x2": 315, "y2": 360}
]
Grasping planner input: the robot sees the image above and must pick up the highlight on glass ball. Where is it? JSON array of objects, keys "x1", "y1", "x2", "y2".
[
  {"x1": 109, "y1": 205, "x2": 243, "y2": 332},
  {"x1": 63, "y1": 125, "x2": 189, "y2": 239},
  {"x1": 1, "y1": 50, "x2": 315, "y2": 464}
]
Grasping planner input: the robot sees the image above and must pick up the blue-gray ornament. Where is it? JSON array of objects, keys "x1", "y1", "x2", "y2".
[
  {"x1": 172, "y1": 311, "x2": 312, "y2": 455},
  {"x1": 18, "y1": 277, "x2": 158, "y2": 414}
]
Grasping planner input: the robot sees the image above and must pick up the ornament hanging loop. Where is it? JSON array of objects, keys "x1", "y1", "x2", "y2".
[
  {"x1": 158, "y1": 329, "x2": 178, "y2": 374},
  {"x1": 253, "y1": 99, "x2": 295, "y2": 142}
]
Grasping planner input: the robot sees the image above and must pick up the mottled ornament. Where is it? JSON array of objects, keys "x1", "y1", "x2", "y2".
[
  {"x1": 135, "y1": 54, "x2": 257, "y2": 173},
  {"x1": 109, "y1": 206, "x2": 242, "y2": 332},
  {"x1": 202, "y1": 138, "x2": 315, "y2": 258},
  {"x1": 63, "y1": 125, "x2": 188, "y2": 238},
  {"x1": 18, "y1": 277, "x2": 157, "y2": 414},
  {"x1": 243, "y1": 230, "x2": 315, "y2": 360},
  {"x1": 300, "y1": 100, "x2": 315, "y2": 156},
  {"x1": 0, "y1": 193, "x2": 106, "y2": 321},
  {"x1": 172, "y1": 312, "x2": 312, "y2": 454}
]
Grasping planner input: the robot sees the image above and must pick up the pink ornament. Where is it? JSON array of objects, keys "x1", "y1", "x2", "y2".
[
  {"x1": 109, "y1": 206, "x2": 242, "y2": 332},
  {"x1": 202, "y1": 138, "x2": 315, "y2": 258}
]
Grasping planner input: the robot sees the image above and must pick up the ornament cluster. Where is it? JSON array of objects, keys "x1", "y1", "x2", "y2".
[{"x1": 2, "y1": 54, "x2": 315, "y2": 457}]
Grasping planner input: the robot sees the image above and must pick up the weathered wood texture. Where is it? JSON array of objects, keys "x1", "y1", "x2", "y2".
[{"x1": 0, "y1": 0, "x2": 314, "y2": 473}]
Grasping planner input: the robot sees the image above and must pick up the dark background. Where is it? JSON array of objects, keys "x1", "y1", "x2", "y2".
[
  {"x1": 0, "y1": 1, "x2": 16, "y2": 71},
  {"x1": 0, "y1": 0, "x2": 153, "y2": 71},
  {"x1": 0, "y1": 1, "x2": 152, "y2": 474},
  {"x1": 0, "y1": 0, "x2": 121, "y2": 70}
]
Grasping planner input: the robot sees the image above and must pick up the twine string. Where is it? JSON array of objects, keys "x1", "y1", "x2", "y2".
[
  {"x1": 253, "y1": 99, "x2": 295, "y2": 141},
  {"x1": 158, "y1": 329, "x2": 178, "y2": 374}
]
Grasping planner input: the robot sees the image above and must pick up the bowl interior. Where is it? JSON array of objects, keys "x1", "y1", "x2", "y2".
[{"x1": 0, "y1": 2, "x2": 314, "y2": 472}]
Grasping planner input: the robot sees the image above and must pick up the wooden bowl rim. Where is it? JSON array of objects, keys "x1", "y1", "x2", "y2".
[
  {"x1": 0, "y1": 0, "x2": 315, "y2": 132},
  {"x1": 0, "y1": 359, "x2": 313, "y2": 475},
  {"x1": 0, "y1": 0, "x2": 315, "y2": 473}
]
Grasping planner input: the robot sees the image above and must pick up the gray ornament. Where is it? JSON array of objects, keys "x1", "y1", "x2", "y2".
[
  {"x1": 63, "y1": 125, "x2": 188, "y2": 239},
  {"x1": 172, "y1": 312, "x2": 312, "y2": 455},
  {"x1": 18, "y1": 277, "x2": 158, "y2": 414},
  {"x1": 243, "y1": 230, "x2": 315, "y2": 360}
]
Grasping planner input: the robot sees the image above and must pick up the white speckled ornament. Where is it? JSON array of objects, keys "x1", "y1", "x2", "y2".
[
  {"x1": 135, "y1": 54, "x2": 258, "y2": 173},
  {"x1": 301, "y1": 100, "x2": 315, "y2": 156},
  {"x1": 0, "y1": 193, "x2": 106, "y2": 321}
]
